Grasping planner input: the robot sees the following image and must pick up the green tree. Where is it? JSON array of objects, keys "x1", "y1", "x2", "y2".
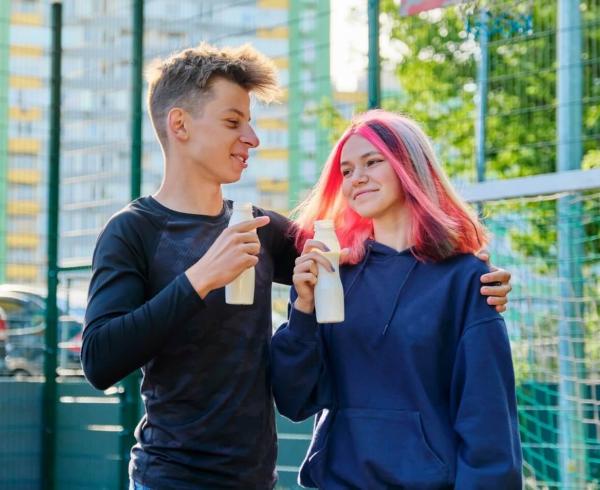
[
  {"x1": 377, "y1": 0, "x2": 599, "y2": 258},
  {"x1": 321, "y1": 1, "x2": 598, "y2": 260}
]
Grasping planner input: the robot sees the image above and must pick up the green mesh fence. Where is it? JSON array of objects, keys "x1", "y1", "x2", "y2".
[
  {"x1": 1, "y1": 0, "x2": 599, "y2": 489},
  {"x1": 376, "y1": 1, "x2": 599, "y2": 487},
  {"x1": 379, "y1": 0, "x2": 599, "y2": 181},
  {"x1": 2, "y1": 1, "x2": 54, "y2": 488},
  {"x1": 484, "y1": 191, "x2": 600, "y2": 488},
  {"x1": 58, "y1": 2, "x2": 137, "y2": 487}
]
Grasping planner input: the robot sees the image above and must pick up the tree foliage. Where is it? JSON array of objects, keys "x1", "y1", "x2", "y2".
[
  {"x1": 377, "y1": 0, "x2": 599, "y2": 261},
  {"x1": 320, "y1": 1, "x2": 599, "y2": 261}
]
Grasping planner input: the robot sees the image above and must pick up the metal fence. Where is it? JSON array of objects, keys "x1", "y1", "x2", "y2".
[
  {"x1": 378, "y1": 1, "x2": 599, "y2": 486},
  {"x1": 0, "y1": 0, "x2": 599, "y2": 489}
]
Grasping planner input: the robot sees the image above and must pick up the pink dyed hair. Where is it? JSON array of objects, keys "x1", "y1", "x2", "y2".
[{"x1": 292, "y1": 110, "x2": 488, "y2": 264}]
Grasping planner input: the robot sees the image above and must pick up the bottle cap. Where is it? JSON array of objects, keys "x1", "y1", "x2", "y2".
[
  {"x1": 314, "y1": 219, "x2": 334, "y2": 229},
  {"x1": 233, "y1": 201, "x2": 253, "y2": 212}
]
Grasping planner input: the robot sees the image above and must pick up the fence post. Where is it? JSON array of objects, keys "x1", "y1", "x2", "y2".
[
  {"x1": 130, "y1": 0, "x2": 143, "y2": 200},
  {"x1": 475, "y1": 9, "x2": 489, "y2": 185},
  {"x1": 556, "y1": 0, "x2": 587, "y2": 485},
  {"x1": 119, "y1": 0, "x2": 144, "y2": 488},
  {"x1": 367, "y1": 0, "x2": 380, "y2": 109},
  {"x1": 42, "y1": 2, "x2": 63, "y2": 489}
]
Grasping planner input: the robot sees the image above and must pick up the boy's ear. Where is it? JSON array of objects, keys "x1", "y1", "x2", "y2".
[{"x1": 167, "y1": 108, "x2": 188, "y2": 141}]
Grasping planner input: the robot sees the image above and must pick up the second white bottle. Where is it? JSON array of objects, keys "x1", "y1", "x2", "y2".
[
  {"x1": 225, "y1": 201, "x2": 256, "y2": 305},
  {"x1": 313, "y1": 219, "x2": 344, "y2": 323}
]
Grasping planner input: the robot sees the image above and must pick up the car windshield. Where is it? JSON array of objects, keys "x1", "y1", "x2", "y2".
[
  {"x1": 56, "y1": 294, "x2": 86, "y2": 320},
  {"x1": 0, "y1": 285, "x2": 87, "y2": 321}
]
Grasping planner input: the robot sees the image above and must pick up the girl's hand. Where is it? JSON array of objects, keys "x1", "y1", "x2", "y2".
[{"x1": 293, "y1": 240, "x2": 334, "y2": 314}]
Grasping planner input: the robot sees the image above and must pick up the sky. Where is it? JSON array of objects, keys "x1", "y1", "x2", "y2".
[
  {"x1": 330, "y1": 0, "x2": 368, "y2": 91},
  {"x1": 330, "y1": 0, "x2": 404, "y2": 92}
]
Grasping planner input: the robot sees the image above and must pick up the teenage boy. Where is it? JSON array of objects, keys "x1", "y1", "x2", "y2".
[{"x1": 82, "y1": 43, "x2": 512, "y2": 489}]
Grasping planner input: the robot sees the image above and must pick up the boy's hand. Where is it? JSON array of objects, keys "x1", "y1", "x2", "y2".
[
  {"x1": 476, "y1": 250, "x2": 512, "y2": 313},
  {"x1": 186, "y1": 216, "x2": 270, "y2": 298}
]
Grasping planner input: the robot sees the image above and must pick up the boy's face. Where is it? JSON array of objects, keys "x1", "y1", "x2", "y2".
[{"x1": 180, "y1": 77, "x2": 259, "y2": 184}]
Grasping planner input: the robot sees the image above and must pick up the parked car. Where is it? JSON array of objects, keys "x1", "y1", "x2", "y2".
[
  {"x1": 0, "y1": 284, "x2": 85, "y2": 377},
  {"x1": 0, "y1": 305, "x2": 8, "y2": 375}
]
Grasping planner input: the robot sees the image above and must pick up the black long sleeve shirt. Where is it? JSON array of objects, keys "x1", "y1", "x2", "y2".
[{"x1": 82, "y1": 196, "x2": 297, "y2": 490}]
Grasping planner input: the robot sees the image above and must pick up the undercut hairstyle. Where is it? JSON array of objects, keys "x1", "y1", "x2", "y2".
[{"x1": 145, "y1": 43, "x2": 281, "y2": 147}]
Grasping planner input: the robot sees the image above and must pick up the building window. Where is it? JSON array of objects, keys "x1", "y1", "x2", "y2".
[
  {"x1": 8, "y1": 216, "x2": 37, "y2": 233},
  {"x1": 9, "y1": 184, "x2": 37, "y2": 201},
  {"x1": 14, "y1": 0, "x2": 39, "y2": 14}
]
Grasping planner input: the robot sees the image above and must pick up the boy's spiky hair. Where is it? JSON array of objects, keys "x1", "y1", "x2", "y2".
[{"x1": 145, "y1": 43, "x2": 281, "y2": 147}]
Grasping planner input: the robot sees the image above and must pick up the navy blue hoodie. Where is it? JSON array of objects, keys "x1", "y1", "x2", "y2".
[{"x1": 271, "y1": 240, "x2": 522, "y2": 489}]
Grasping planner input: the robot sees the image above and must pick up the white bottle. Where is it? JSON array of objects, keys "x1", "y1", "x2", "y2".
[
  {"x1": 313, "y1": 220, "x2": 344, "y2": 323},
  {"x1": 225, "y1": 202, "x2": 256, "y2": 305}
]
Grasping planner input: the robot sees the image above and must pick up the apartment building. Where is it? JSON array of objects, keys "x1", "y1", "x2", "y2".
[
  {"x1": 0, "y1": 0, "x2": 48, "y2": 283},
  {"x1": 1, "y1": 0, "x2": 351, "y2": 272}
]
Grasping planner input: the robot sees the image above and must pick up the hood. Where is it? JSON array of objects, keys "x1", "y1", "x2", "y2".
[{"x1": 345, "y1": 240, "x2": 418, "y2": 339}]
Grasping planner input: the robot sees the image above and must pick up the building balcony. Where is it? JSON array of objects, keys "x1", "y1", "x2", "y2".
[
  {"x1": 8, "y1": 138, "x2": 41, "y2": 155},
  {"x1": 7, "y1": 200, "x2": 41, "y2": 216},
  {"x1": 11, "y1": 12, "x2": 43, "y2": 26},
  {"x1": 7, "y1": 233, "x2": 40, "y2": 249},
  {"x1": 8, "y1": 169, "x2": 41, "y2": 185},
  {"x1": 6, "y1": 264, "x2": 40, "y2": 281},
  {"x1": 9, "y1": 107, "x2": 42, "y2": 122}
]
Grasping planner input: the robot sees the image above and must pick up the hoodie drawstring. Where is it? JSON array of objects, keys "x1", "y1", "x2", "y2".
[
  {"x1": 343, "y1": 243, "x2": 372, "y2": 299},
  {"x1": 344, "y1": 242, "x2": 418, "y2": 339},
  {"x1": 381, "y1": 260, "x2": 417, "y2": 337}
]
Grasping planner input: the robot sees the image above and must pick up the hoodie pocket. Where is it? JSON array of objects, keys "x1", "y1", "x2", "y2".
[
  {"x1": 327, "y1": 408, "x2": 448, "y2": 488},
  {"x1": 300, "y1": 409, "x2": 334, "y2": 488}
]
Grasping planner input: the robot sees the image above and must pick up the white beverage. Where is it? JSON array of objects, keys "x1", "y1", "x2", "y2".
[
  {"x1": 313, "y1": 220, "x2": 344, "y2": 323},
  {"x1": 225, "y1": 202, "x2": 256, "y2": 305}
]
